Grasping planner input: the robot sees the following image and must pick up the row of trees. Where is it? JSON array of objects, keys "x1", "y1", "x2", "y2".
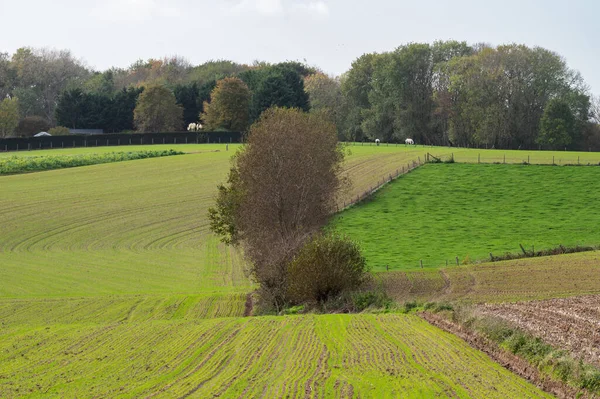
[
  {"x1": 340, "y1": 42, "x2": 599, "y2": 150},
  {"x1": 1, "y1": 44, "x2": 599, "y2": 149}
]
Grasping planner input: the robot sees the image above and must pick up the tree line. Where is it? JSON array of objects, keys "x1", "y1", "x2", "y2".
[{"x1": 1, "y1": 43, "x2": 599, "y2": 150}]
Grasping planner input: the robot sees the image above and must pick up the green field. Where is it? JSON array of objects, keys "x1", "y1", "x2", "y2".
[
  {"x1": 2, "y1": 144, "x2": 598, "y2": 397},
  {"x1": 332, "y1": 163, "x2": 600, "y2": 270},
  {"x1": 0, "y1": 313, "x2": 551, "y2": 398}
]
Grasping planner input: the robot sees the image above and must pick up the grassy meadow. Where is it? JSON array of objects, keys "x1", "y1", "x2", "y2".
[
  {"x1": 2, "y1": 143, "x2": 600, "y2": 397},
  {"x1": 332, "y1": 163, "x2": 600, "y2": 270}
]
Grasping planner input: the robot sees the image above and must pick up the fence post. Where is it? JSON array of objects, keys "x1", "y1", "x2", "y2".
[
  {"x1": 503, "y1": 154, "x2": 506, "y2": 164},
  {"x1": 478, "y1": 153, "x2": 480, "y2": 164},
  {"x1": 420, "y1": 260, "x2": 423, "y2": 269},
  {"x1": 578, "y1": 156, "x2": 580, "y2": 165},
  {"x1": 552, "y1": 156, "x2": 555, "y2": 165},
  {"x1": 528, "y1": 155, "x2": 530, "y2": 164},
  {"x1": 455, "y1": 257, "x2": 459, "y2": 266}
]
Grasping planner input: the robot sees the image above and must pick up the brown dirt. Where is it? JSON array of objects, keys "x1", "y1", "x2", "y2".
[
  {"x1": 478, "y1": 295, "x2": 600, "y2": 368},
  {"x1": 421, "y1": 312, "x2": 586, "y2": 399}
]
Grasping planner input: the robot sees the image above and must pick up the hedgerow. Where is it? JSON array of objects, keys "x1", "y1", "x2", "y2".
[{"x1": 0, "y1": 149, "x2": 184, "y2": 175}]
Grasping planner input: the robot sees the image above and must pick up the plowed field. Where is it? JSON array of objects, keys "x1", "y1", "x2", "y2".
[{"x1": 478, "y1": 295, "x2": 600, "y2": 367}]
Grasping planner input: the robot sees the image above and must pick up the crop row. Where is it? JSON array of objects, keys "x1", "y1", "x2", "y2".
[
  {"x1": 0, "y1": 293, "x2": 248, "y2": 326},
  {"x1": 0, "y1": 149, "x2": 184, "y2": 175},
  {"x1": 0, "y1": 314, "x2": 551, "y2": 398}
]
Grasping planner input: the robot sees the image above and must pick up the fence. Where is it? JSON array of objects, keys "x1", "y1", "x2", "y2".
[
  {"x1": 339, "y1": 157, "x2": 424, "y2": 211},
  {"x1": 426, "y1": 152, "x2": 600, "y2": 166},
  {"x1": 0, "y1": 131, "x2": 243, "y2": 152}
]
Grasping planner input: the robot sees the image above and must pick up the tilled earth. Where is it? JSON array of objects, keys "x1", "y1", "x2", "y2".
[{"x1": 478, "y1": 295, "x2": 600, "y2": 366}]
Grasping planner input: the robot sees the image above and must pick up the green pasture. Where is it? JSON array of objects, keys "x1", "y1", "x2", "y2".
[{"x1": 332, "y1": 163, "x2": 600, "y2": 270}]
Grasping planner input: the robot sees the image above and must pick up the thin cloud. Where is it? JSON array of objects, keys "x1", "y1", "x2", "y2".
[
  {"x1": 91, "y1": 0, "x2": 182, "y2": 22},
  {"x1": 227, "y1": 0, "x2": 329, "y2": 18},
  {"x1": 292, "y1": 1, "x2": 329, "y2": 17}
]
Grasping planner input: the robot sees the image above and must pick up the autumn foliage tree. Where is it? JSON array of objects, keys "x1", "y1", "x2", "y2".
[
  {"x1": 16, "y1": 115, "x2": 50, "y2": 136},
  {"x1": 201, "y1": 77, "x2": 251, "y2": 131},
  {"x1": 133, "y1": 85, "x2": 183, "y2": 132},
  {"x1": 208, "y1": 107, "x2": 346, "y2": 309}
]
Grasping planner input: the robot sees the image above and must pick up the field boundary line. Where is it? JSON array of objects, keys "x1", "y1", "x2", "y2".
[{"x1": 338, "y1": 157, "x2": 424, "y2": 212}]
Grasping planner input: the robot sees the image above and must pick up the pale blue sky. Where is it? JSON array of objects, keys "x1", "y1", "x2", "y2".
[{"x1": 1, "y1": 0, "x2": 598, "y2": 94}]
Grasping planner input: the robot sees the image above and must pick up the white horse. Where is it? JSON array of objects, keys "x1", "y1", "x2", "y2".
[
  {"x1": 375, "y1": 138, "x2": 380, "y2": 146},
  {"x1": 405, "y1": 138, "x2": 415, "y2": 145},
  {"x1": 187, "y1": 122, "x2": 203, "y2": 132}
]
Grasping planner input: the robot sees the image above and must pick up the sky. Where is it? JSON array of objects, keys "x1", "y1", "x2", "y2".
[{"x1": 1, "y1": 0, "x2": 599, "y2": 94}]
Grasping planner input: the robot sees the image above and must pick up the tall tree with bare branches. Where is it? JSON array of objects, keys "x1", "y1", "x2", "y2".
[{"x1": 208, "y1": 107, "x2": 346, "y2": 309}]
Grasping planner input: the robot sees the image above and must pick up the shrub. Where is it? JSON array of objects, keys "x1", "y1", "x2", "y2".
[
  {"x1": 286, "y1": 234, "x2": 369, "y2": 305},
  {"x1": 17, "y1": 116, "x2": 50, "y2": 136},
  {"x1": 352, "y1": 291, "x2": 392, "y2": 312},
  {"x1": 49, "y1": 126, "x2": 70, "y2": 135},
  {"x1": 403, "y1": 301, "x2": 419, "y2": 313}
]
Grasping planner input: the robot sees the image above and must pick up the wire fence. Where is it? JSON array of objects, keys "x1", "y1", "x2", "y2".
[{"x1": 338, "y1": 157, "x2": 424, "y2": 211}]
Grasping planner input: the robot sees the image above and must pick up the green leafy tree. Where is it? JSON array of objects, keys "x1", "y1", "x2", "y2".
[
  {"x1": 109, "y1": 87, "x2": 144, "y2": 132},
  {"x1": 0, "y1": 97, "x2": 20, "y2": 138},
  {"x1": 55, "y1": 89, "x2": 111, "y2": 129},
  {"x1": 537, "y1": 98, "x2": 575, "y2": 149},
  {"x1": 340, "y1": 53, "x2": 381, "y2": 141},
  {"x1": 133, "y1": 85, "x2": 183, "y2": 132},
  {"x1": 174, "y1": 82, "x2": 201, "y2": 126},
  {"x1": 83, "y1": 70, "x2": 115, "y2": 96},
  {"x1": 241, "y1": 64, "x2": 310, "y2": 121},
  {"x1": 10, "y1": 47, "x2": 90, "y2": 124},
  {"x1": 202, "y1": 77, "x2": 251, "y2": 131}
]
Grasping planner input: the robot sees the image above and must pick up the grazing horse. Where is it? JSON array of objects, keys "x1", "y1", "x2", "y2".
[
  {"x1": 405, "y1": 138, "x2": 415, "y2": 145},
  {"x1": 187, "y1": 123, "x2": 203, "y2": 132}
]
